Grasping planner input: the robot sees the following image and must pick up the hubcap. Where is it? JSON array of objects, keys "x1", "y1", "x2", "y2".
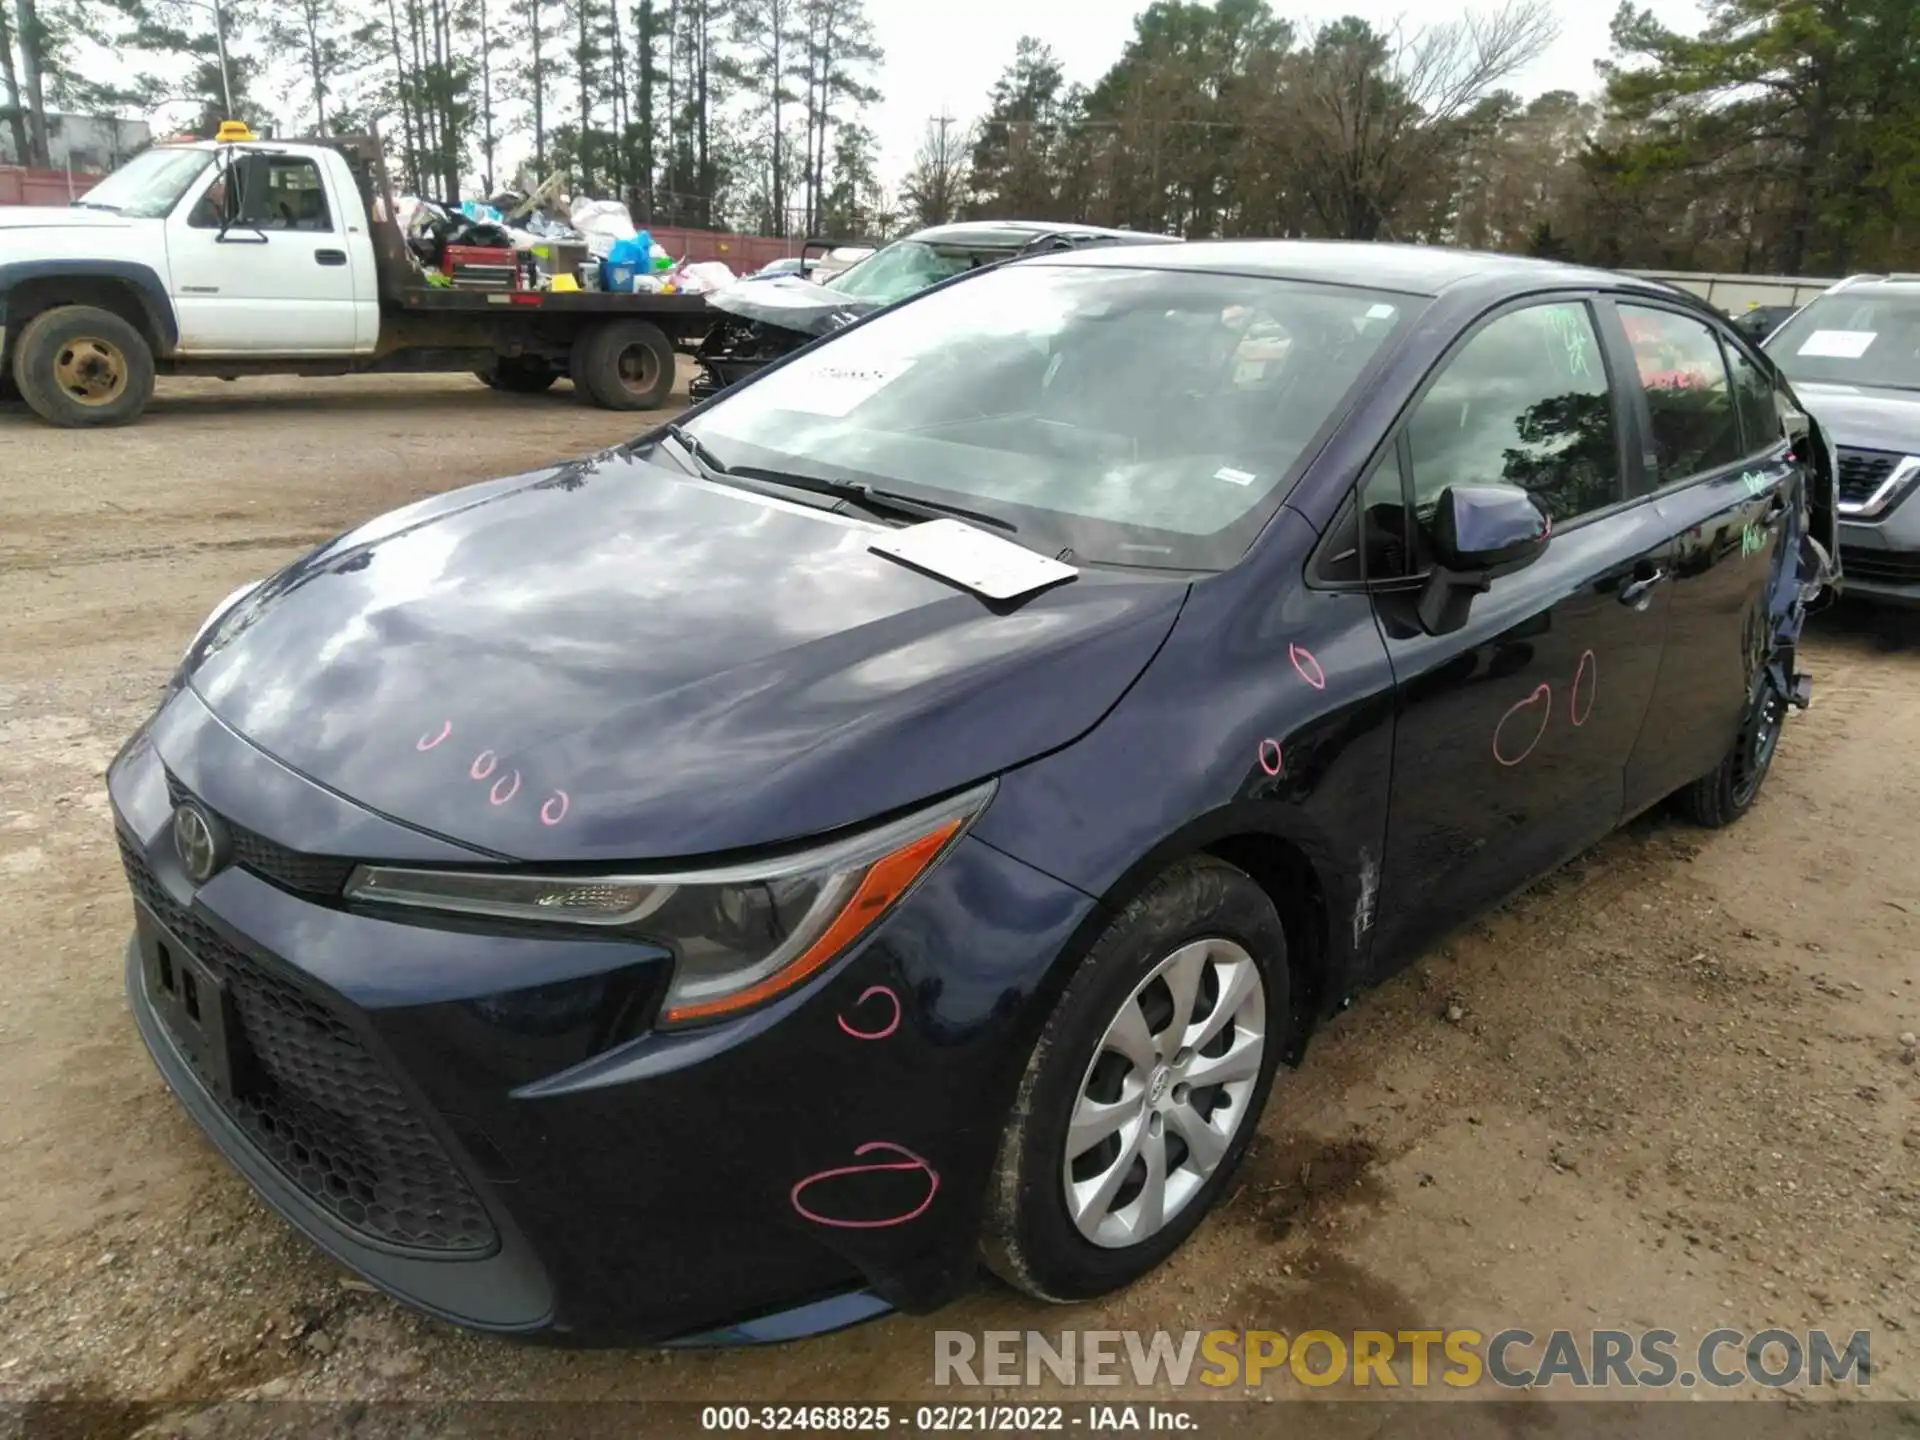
[
  {"x1": 53, "y1": 337, "x2": 128, "y2": 406},
  {"x1": 1063, "y1": 937, "x2": 1266, "y2": 1249},
  {"x1": 615, "y1": 343, "x2": 661, "y2": 395}
]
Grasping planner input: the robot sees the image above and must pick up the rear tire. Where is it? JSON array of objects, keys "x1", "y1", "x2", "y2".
[
  {"x1": 1675, "y1": 676, "x2": 1788, "y2": 828},
  {"x1": 13, "y1": 305, "x2": 155, "y2": 428},
  {"x1": 570, "y1": 320, "x2": 676, "y2": 410},
  {"x1": 982, "y1": 856, "x2": 1287, "y2": 1302}
]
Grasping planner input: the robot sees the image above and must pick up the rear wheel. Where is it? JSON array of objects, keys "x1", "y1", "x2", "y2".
[
  {"x1": 13, "y1": 305, "x2": 155, "y2": 428},
  {"x1": 982, "y1": 857, "x2": 1287, "y2": 1301},
  {"x1": 570, "y1": 320, "x2": 676, "y2": 410},
  {"x1": 1676, "y1": 675, "x2": 1788, "y2": 827}
]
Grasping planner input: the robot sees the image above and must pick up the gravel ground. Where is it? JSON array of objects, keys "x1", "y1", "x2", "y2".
[{"x1": 1, "y1": 372, "x2": 1916, "y2": 1427}]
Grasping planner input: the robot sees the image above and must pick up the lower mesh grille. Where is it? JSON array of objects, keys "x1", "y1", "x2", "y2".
[{"x1": 119, "y1": 831, "x2": 497, "y2": 1255}]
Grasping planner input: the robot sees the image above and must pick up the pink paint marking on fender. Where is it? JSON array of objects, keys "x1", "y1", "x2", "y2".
[
  {"x1": 1258, "y1": 738, "x2": 1284, "y2": 777},
  {"x1": 416, "y1": 720, "x2": 452, "y2": 752},
  {"x1": 540, "y1": 791, "x2": 570, "y2": 826},
  {"x1": 469, "y1": 751, "x2": 498, "y2": 781},
  {"x1": 489, "y1": 770, "x2": 522, "y2": 806},
  {"x1": 1289, "y1": 643, "x2": 1326, "y2": 690},
  {"x1": 1570, "y1": 650, "x2": 1597, "y2": 727},
  {"x1": 836, "y1": 985, "x2": 902, "y2": 1041},
  {"x1": 789, "y1": 1142, "x2": 940, "y2": 1230},
  {"x1": 1493, "y1": 684, "x2": 1552, "y2": 767}
]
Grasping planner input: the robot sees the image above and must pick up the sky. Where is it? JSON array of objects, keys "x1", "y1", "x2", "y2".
[{"x1": 864, "y1": 0, "x2": 1711, "y2": 188}]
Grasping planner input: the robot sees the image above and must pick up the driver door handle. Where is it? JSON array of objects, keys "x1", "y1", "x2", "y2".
[
  {"x1": 1619, "y1": 568, "x2": 1667, "y2": 609},
  {"x1": 315, "y1": 249, "x2": 347, "y2": 266}
]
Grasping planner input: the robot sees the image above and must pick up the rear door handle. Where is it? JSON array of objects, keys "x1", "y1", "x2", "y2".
[
  {"x1": 315, "y1": 249, "x2": 347, "y2": 266},
  {"x1": 1619, "y1": 568, "x2": 1667, "y2": 609}
]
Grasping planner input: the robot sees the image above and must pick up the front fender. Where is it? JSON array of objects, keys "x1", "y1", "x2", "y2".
[{"x1": 0, "y1": 258, "x2": 180, "y2": 354}]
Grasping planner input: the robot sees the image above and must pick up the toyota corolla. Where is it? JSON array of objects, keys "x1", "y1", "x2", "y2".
[{"x1": 110, "y1": 243, "x2": 1837, "y2": 1344}]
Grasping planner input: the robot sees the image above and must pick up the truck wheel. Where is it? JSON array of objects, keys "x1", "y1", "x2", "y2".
[
  {"x1": 13, "y1": 305, "x2": 156, "y2": 428},
  {"x1": 477, "y1": 357, "x2": 558, "y2": 393},
  {"x1": 571, "y1": 321, "x2": 676, "y2": 410}
]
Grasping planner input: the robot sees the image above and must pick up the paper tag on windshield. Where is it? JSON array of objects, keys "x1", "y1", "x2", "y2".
[
  {"x1": 1796, "y1": 330, "x2": 1876, "y2": 359},
  {"x1": 1214, "y1": 466, "x2": 1257, "y2": 486},
  {"x1": 774, "y1": 358, "x2": 914, "y2": 417}
]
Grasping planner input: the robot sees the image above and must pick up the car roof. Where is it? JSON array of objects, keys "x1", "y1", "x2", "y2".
[
  {"x1": 903, "y1": 219, "x2": 1181, "y2": 248},
  {"x1": 1025, "y1": 238, "x2": 1672, "y2": 299}
]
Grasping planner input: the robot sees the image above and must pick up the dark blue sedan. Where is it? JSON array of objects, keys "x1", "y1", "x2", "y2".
[{"x1": 109, "y1": 242, "x2": 1838, "y2": 1344}]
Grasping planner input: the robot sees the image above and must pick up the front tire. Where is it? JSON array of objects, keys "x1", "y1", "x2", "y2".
[
  {"x1": 12, "y1": 305, "x2": 156, "y2": 428},
  {"x1": 1675, "y1": 675, "x2": 1788, "y2": 827},
  {"x1": 983, "y1": 856, "x2": 1287, "y2": 1301}
]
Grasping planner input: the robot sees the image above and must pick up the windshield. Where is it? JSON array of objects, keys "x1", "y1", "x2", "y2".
[
  {"x1": 75, "y1": 147, "x2": 214, "y2": 218},
  {"x1": 686, "y1": 263, "x2": 1415, "y2": 569},
  {"x1": 1765, "y1": 292, "x2": 1920, "y2": 391},
  {"x1": 827, "y1": 240, "x2": 985, "y2": 305}
]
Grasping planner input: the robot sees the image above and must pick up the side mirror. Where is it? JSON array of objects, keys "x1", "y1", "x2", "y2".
[{"x1": 1416, "y1": 484, "x2": 1551, "y2": 636}]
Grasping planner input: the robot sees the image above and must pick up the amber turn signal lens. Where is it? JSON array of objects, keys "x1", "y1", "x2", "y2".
[{"x1": 660, "y1": 818, "x2": 963, "y2": 1026}]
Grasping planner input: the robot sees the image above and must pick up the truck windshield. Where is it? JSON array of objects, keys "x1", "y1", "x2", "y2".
[
  {"x1": 1766, "y1": 292, "x2": 1920, "y2": 392},
  {"x1": 74, "y1": 148, "x2": 213, "y2": 219},
  {"x1": 686, "y1": 263, "x2": 1414, "y2": 570}
]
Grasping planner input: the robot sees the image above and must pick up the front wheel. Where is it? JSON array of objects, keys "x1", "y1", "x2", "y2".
[
  {"x1": 1675, "y1": 675, "x2": 1788, "y2": 827},
  {"x1": 12, "y1": 304, "x2": 156, "y2": 427},
  {"x1": 982, "y1": 856, "x2": 1287, "y2": 1302}
]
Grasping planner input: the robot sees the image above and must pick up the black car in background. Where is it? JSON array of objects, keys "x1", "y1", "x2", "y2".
[
  {"x1": 1763, "y1": 275, "x2": 1920, "y2": 605},
  {"x1": 688, "y1": 220, "x2": 1180, "y2": 400}
]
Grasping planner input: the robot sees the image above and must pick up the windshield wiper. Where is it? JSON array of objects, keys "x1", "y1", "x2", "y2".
[
  {"x1": 731, "y1": 467, "x2": 1019, "y2": 532},
  {"x1": 649, "y1": 424, "x2": 1016, "y2": 532},
  {"x1": 71, "y1": 200, "x2": 121, "y2": 212}
]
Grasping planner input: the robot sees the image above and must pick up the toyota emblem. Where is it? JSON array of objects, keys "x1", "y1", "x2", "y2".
[{"x1": 172, "y1": 802, "x2": 228, "y2": 885}]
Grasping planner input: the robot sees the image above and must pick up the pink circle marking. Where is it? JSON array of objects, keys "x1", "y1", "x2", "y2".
[
  {"x1": 1493, "y1": 684, "x2": 1552, "y2": 767},
  {"x1": 1258, "y1": 738, "x2": 1284, "y2": 777},
  {"x1": 416, "y1": 720, "x2": 451, "y2": 752},
  {"x1": 540, "y1": 790, "x2": 571, "y2": 826},
  {"x1": 789, "y1": 1142, "x2": 940, "y2": 1230},
  {"x1": 469, "y1": 750, "x2": 498, "y2": 781},
  {"x1": 1289, "y1": 643, "x2": 1326, "y2": 690},
  {"x1": 489, "y1": 770, "x2": 522, "y2": 806},
  {"x1": 836, "y1": 985, "x2": 902, "y2": 1041},
  {"x1": 1570, "y1": 650, "x2": 1597, "y2": 727}
]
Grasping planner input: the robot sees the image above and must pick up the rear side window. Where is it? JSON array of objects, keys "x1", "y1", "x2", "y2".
[
  {"x1": 1724, "y1": 341, "x2": 1784, "y2": 456},
  {"x1": 1404, "y1": 301, "x2": 1620, "y2": 525},
  {"x1": 1619, "y1": 305, "x2": 1742, "y2": 482}
]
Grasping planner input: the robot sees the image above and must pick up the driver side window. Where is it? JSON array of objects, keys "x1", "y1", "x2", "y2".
[{"x1": 1405, "y1": 301, "x2": 1621, "y2": 528}]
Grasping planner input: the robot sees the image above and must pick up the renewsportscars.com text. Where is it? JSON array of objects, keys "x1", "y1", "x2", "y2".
[{"x1": 933, "y1": 1328, "x2": 1872, "y2": 1391}]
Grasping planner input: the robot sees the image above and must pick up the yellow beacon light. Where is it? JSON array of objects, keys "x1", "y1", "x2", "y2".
[{"x1": 214, "y1": 120, "x2": 255, "y2": 143}]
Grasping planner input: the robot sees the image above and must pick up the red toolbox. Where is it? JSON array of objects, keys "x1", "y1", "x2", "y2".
[{"x1": 442, "y1": 244, "x2": 522, "y2": 291}]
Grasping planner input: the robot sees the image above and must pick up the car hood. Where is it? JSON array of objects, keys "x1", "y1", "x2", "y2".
[
  {"x1": 1785, "y1": 381, "x2": 1920, "y2": 454},
  {"x1": 187, "y1": 449, "x2": 1187, "y2": 863},
  {"x1": 708, "y1": 275, "x2": 883, "y2": 338},
  {"x1": 0, "y1": 205, "x2": 136, "y2": 231}
]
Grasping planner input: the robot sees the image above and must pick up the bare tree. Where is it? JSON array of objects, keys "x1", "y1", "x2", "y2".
[
  {"x1": 1282, "y1": 1, "x2": 1557, "y2": 240},
  {"x1": 898, "y1": 111, "x2": 966, "y2": 227},
  {"x1": 0, "y1": 3, "x2": 30, "y2": 163}
]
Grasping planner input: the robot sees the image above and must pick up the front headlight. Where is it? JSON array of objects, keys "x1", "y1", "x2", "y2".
[{"x1": 345, "y1": 781, "x2": 994, "y2": 1027}]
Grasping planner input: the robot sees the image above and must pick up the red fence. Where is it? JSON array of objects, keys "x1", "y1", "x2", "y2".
[{"x1": 0, "y1": 167, "x2": 100, "y2": 206}]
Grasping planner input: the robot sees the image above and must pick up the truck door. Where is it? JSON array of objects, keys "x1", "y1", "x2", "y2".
[{"x1": 164, "y1": 151, "x2": 359, "y2": 354}]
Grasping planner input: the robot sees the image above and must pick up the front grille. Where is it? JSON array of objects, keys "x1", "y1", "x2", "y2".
[
  {"x1": 119, "y1": 832, "x2": 497, "y2": 1255},
  {"x1": 1840, "y1": 546, "x2": 1920, "y2": 586},
  {"x1": 1837, "y1": 448, "x2": 1900, "y2": 508},
  {"x1": 164, "y1": 774, "x2": 354, "y2": 900}
]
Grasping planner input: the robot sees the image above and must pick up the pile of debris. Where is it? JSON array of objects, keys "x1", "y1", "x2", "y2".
[{"x1": 391, "y1": 182, "x2": 738, "y2": 297}]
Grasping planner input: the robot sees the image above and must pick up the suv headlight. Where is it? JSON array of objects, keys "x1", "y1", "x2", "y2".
[{"x1": 346, "y1": 781, "x2": 994, "y2": 1027}]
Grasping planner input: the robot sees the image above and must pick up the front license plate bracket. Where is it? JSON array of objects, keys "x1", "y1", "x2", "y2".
[{"x1": 142, "y1": 924, "x2": 248, "y2": 1101}]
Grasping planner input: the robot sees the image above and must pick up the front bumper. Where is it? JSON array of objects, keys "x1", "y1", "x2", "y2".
[
  {"x1": 110, "y1": 691, "x2": 1096, "y2": 1343},
  {"x1": 1838, "y1": 491, "x2": 1920, "y2": 607}
]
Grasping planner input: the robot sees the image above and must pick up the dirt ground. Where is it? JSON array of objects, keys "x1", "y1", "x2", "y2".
[{"x1": 1, "y1": 372, "x2": 1917, "y2": 1421}]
